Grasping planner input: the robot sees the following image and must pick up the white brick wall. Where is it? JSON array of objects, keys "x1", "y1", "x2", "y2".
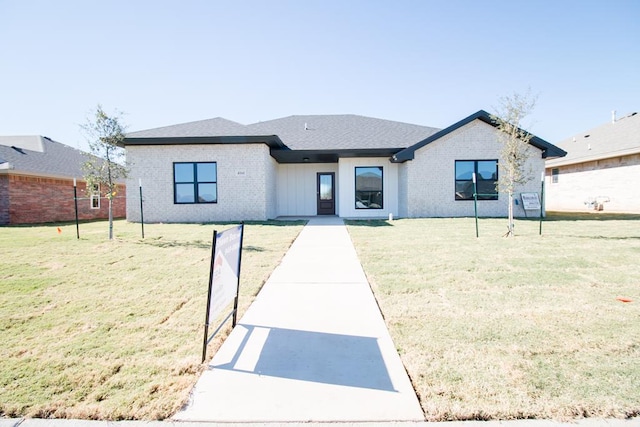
[
  {"x1": 546, "y1": 154, "x2": 640, "y2": 213},
  {"x1": 404, "y1": 120, "x2": 545, "y2": 218},
  {"x1": 126, "y1": 143, "x2": 274, "y2": 222}
]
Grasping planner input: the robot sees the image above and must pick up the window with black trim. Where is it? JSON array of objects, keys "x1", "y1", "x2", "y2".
[
  {"x1": 355, "y1": 166, "x2": 383, "y2": 209},
  {"x1": 455, "y1": 160, "x2": 498, "y2": 200},
  {"x1": 174, "y1": 162, "x2": 217, "y2": 204},
  {"x1": 551, "y1": 168, "x2": 559, "y2": 184}
]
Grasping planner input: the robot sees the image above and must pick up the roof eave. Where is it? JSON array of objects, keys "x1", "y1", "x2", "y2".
[
  {"x1": 546, "y1": 146, "x2": 640, "y2": 167},
  {"x1": 271, "y1": 148, "x2": 404, "y2": 164},
  {"x1": 121, "y1": 135, "x2": 287, "y2": 149}
]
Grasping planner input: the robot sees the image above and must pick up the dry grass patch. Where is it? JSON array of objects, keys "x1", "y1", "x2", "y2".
[
  {"x1": 347, "y1": 214, "x2": 640, "y2": 421},
  {"x1": 0, "y1": 219, "x2": 303, "y2": 420}
]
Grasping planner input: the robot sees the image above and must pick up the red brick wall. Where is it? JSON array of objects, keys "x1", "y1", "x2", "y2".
[
  {"x1": 5, "y1": 174, "x2": 126, "y2": 225},
  {"x1": 0, "y1": 175, "x2": 9, "y2": 225}
]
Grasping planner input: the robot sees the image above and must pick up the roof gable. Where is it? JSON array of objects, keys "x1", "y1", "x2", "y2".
[
  {"x1": 392, "y1": 110, "x2": 567, "y2": 163},
  {"x1": 546, "y1": 112, "x2": 640, "y2": 167}
]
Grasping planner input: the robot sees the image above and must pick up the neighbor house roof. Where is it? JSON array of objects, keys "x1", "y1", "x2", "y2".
[
  {"x1": 392, "y1": 110, "x2": 567, "y2": 163},
  {"x1": 0, "y1": 136, "x2": 88, "y2": 179},
  {"x1": 546, "y1": 111, "x2": 640, "y2": 168}
]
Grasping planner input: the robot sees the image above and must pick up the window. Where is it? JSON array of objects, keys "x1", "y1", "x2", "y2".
[
  {"x1": 455, "y1": 160, "x2": 498, "y2": 200},
  {"x1": 90, "y1": 184, "x2": 100, "y2": 209},
  {"x1": 551, "y1": 168, "x2": 559, "y2": 184},
  {"x1": 355, "y1": 166, "x2": 383, "y2": 209},
  {"x1": 174, "y1": 162, "x2": 217, "y2": 204}
]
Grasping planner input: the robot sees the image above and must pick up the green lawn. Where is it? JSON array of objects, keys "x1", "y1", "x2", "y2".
[
  {"x1": 0, "y1": 219, "x2": 304, "y2": 420},
  {"x1": 2, "y1": 215, "x2": 639, "y2": 421},
  {"x1": 346, "y1": 213, "x2": 640, "y2": 421}
]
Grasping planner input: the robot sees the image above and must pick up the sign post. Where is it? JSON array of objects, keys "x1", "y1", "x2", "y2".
[
  {"x1": 472, "y1": 173, "x2": 479, "y2": 238},
  {"x1": 202, "y1": 223, "x2": 244, "y2": 363},
  {"x1": 138, "y1": 178, "x2": 145, "y2": 239},
  {"x1": 539, "y1": 172, "x2": 545, "y2": 235}
]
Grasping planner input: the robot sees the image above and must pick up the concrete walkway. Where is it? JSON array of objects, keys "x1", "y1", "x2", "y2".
[{"x1": 173, "y1": 216, "x2": 424, "y2": 423}]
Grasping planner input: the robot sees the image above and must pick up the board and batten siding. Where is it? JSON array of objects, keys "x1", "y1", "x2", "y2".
[
  {"x1": 405, "y1": 120, "x2": 545, "y2": 218},
  {"x1": 338, "y1": 157, "x2": 399, "y2": 218},
  {"x1": 126, "y1": 143, "x2": 274, "y2": 222},
  {"x1": 276, "y1": 163, "x2": 339, "y2": 217}
]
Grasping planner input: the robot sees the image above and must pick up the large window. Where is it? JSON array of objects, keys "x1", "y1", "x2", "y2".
[
  {"x1": 174, "y1": 162, "x2": 217, "y2": 204},
  {"x1": 355, "y1": 166, "x2": 383, "y2": 209},
  {"x1": 455, "y1": 160, "x2": 498, "y2": 200}
]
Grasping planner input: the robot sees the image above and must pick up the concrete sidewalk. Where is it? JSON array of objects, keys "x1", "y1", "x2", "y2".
[{"x1": 173, "y1": 216, "x2": 424, "y2": 423}]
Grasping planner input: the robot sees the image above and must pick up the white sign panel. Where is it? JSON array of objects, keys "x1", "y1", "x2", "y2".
[
  {"x1": 520, "y1": 192, "x2": 541, "y2": 210},
  {"x1": 207, "y1": 225, "x2": 243, "y2": 322}
]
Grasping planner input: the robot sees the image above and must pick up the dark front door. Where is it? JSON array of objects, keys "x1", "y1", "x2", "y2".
[{"x1": 317, "y1": 172, "x2": 335, "y2": 215}]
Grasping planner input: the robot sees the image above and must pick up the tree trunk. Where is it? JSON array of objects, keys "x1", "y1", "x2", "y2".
[
  {"x1": 507, "y1": 192, "x2": 514, "y2": 237},
  {"x1": 108, "y1": 197, "x2": 113, "y2": 240}
]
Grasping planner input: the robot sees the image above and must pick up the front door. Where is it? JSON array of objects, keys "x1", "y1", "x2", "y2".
[{"x1": 317, "y1": 172, "x2": 335, "y2": 215}]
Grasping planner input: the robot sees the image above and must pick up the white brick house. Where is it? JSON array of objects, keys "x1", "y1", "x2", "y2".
[
  {"x1": 123, "y1": 111, "x2": 566, "y2": 222},
  {"x1": 545, "y1": 111, "x2": 640, "y2": 213}
]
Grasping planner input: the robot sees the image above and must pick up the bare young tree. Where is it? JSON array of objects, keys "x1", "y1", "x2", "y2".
[
  {"x1": 81, "y1": 105, "x2": 128, "y2": 240},
  {"x1": 492, "y1": 91, "x2": 537, "y2": 237}
]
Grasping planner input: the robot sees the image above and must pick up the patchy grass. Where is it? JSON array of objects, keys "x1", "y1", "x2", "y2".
[
  {"x1": 347, "y1": 213, "x2": 640, "y2": 421},
  {"x1": 0, "y1": 219, "x2": 304, "y2": 420}
]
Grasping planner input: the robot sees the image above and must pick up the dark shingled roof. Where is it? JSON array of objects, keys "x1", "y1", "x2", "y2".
[
  {"x1": 126, "y1": 117, "x2": 249, "y2": 138},
  {"x1": 0, "y1": 136, "x2": 88, "y2": 179},
  {"x1": 245, "y1": 115, "x2": 440, "y2": 151},
  {"x1": 124, "y1": 114, "x2": 440, "y2": 163},
  {"x1": 123, "y1": 112, "x2": 567, "y2": 164},
  {"x1": 126, "y1": 115, "x2": 439, "y2": 149},
  {"x1": 546, "y1": 111, "x2": 640, "y2": 167}
]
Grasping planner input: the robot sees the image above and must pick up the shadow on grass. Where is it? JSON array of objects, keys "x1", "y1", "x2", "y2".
[
  {"x1": 140, "y1": 238, "x2": 212, "y2": 250},
  {"x1": 1, "y1": 218, "x2": 125, "y2": 228},
  {"x1": 344, "y1": 220, "x2": 393, "y2": 227},
  {"x1": 562, "y1": 235, "x2": 640, "y2": 241},
  {"x1": 138, "y1": 239, "x2": 269, "y2": 251},
  {"x1": 189, "y1": 220, "x2": 308, "y2": 227},
  {"x1": 545, "y1": 212, "x2": 640, "y2": 221}
]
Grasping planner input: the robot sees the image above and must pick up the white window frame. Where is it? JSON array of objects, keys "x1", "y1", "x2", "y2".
[{"x1": 90, "y1": 184, "x2": 100, "y2": 209}]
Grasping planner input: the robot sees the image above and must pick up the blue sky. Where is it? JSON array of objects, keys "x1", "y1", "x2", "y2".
[{"x1": 1, "y1": 0, "x2": 638, "y2": 152}]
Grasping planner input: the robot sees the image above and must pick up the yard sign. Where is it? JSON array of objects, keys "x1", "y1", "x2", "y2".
[
  {"x1": 520, "y1": 192, "x2": 541, "y2": 210},
  {"x1": 202, "y1": 223, "x2": 244, "y2": 362}
]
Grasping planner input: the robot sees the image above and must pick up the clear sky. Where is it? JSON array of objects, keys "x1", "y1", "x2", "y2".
[{"x1": 1, "y1": 0, "x2": 638, "y2": 152}]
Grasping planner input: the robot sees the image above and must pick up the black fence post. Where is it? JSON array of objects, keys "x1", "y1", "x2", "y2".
[
  {"x1": 139, "y1": 179, "x2": 145, "y2": 239},
  {"x1": 73, "y1": 178, "x2": 80, "y2": 239}
]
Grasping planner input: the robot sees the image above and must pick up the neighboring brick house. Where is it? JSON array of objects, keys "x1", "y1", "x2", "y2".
[
  {"x1": 0, "y1": 136, "x2": 126, "y2": 225},
  {"x1": 122, "y1": 110, "x2": 566, "y2": 222},
  {"x1": 545, "y1": 111, "x2": 640, "y2": 213}
]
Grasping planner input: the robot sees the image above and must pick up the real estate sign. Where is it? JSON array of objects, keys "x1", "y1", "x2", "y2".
[
  {"x1": 202, "y1": 224, "x2": 244, "y2": 362},
  {"x1": 520, "y1": 192, "x2": 541, "y2": 210},
  {"x1": 208, "y1": 224, "x2": 243, "y2": 321}
]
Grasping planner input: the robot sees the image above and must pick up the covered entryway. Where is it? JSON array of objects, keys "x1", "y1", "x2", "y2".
[{"x1": 317, "y1": 172, "x2": 335, "y2": 215}]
